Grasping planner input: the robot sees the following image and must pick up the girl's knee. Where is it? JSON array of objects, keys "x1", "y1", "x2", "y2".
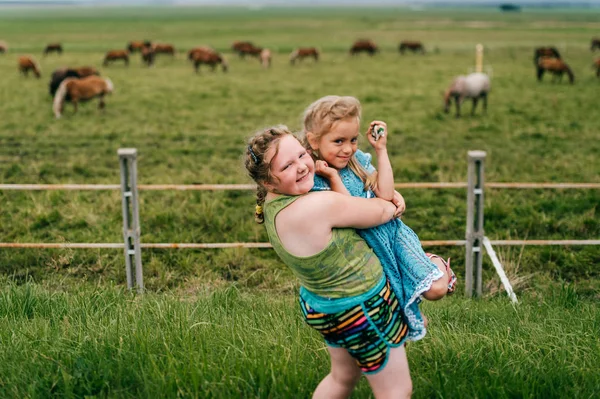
[
  {"x1": 332, "y1": 367, "x2": 362, "y2": 387},
  {"x1": 423, "y1": 278, "x2": 448, "y2": 301}
]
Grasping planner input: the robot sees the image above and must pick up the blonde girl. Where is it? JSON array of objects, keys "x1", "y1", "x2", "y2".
[
  {"x1": 246, "y1": 126, "x2": 414, "y2": 398},
  {"x1": 301, "y1": 95, "x2": 456, "y2": 340}
]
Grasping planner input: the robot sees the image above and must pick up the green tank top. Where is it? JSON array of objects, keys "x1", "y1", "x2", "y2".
[{"x1": 264, "y1": 195, "x2": 383, "y2": 299}]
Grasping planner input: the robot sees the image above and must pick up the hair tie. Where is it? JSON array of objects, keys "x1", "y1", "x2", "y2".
[
  {"x1": 248, "y1": 145, "x2": 259, "y2": 164},
  {"x1": 255, "y1": 205, "x2": 263, "y2": 215}
]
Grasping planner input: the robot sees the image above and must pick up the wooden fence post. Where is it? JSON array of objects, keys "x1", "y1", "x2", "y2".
[
  {"x1": 465, "y1": 150, "x2": 486, "y2": 297},
  {"x1": 118, "y1": 148, "x2": 143, "y2": 292}
]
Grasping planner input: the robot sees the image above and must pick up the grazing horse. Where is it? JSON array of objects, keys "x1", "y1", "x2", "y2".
[
  {"x1": 533, "y1": 46, "x2": 561, "y2": 65},
  {"x1": 127, "y1": 40, "x2": 152, "y2": 53},
  {"x1": 44, "y1": 43, "x2": 63, "y2": 56},
  {"x1": 289, "y1": 47, "x2": 319, "y2": 64},
  {"x1": 260, "y1": 48, "x2": 271, "y2": 68},
  {"x1": 188, "y1": 46, "x2": 214, "y2": 61},
  {"x1": 399, "y1": 41, "x2": 425, "y2": 54},
  {"x1": 152, "y1": 43, "x2": 176, "y2": 56},
  {"x1": 190, "y1": 47, "x2": 228, "y2": 73},
  {"x1": 141, "y1": 46, "x2": 155, "y2": 66},
  {"x1": 350, "y1": 39, "x2": 378, "y2": 56},
  {"x1": 232, "y1": 41, "x2": 262, "y2": 58},
  {"x1": 18, "y1": 56, "x2": 41, "y2": 78},
  {"x1": 0, "y1": 41, "x2": 8, "y2": 53},
  {"x1": 594, "y1": 58, "x2": 600, "y2": 78},
  {"x1": 53, "y1": 75, "x2": 114, "y2": 119},
  {"x1": 103, "y1": 50, "x2": 129, "y2": 66},
  {"x1": 443, "y1": 72, "x2": 491, "y2": 118},
  {"x1": 537, "y1": 57, "x2": 574, "y2": 84},
  {"x1": 49, "y1": 66, "x2": 99, "y2": 97},
  {"x1": 591, "y1": 38, "x2": 600, "y2": 51}
]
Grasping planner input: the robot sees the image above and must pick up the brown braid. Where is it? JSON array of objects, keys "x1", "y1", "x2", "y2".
[{"x1": 244, "y1": 125, "x2": 294, "y2": 224}]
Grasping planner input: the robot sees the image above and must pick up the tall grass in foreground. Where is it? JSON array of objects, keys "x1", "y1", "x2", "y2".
[{"x1": 0, "y1": 280, "x2": 598, "y2": 398}]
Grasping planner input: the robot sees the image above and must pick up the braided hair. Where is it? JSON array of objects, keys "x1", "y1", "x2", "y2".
[{"x1": 245, "y1": 125, "x2": 293, "y2": 223}]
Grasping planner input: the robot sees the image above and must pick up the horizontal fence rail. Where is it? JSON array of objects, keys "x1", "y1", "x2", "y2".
[
  {"x1": 1, "y1": 182, "x2": 600, "y2": 191},
  {"x1": 2, "y1": 240, "x2": 600, "y2": 250}
]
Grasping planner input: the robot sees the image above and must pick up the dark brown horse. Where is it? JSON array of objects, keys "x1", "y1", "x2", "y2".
[
  {"x1": 350, "y1": 39, "x2": 378, "y2": 56},
  {"x1": 533, "y1": 46, "x2": 561, "y2": 65},
  {"x1": 49, "y1": 66, "x2": 99, "y2": 97},
  {"x1": 18, "y1": 56, "x2": 41, "y2": 78},
  {"x1": 103, "y1": 50, "x2": 129, "y2": 66},
  {"x1": 289, "y1": 47, "x2": 319, "y2": 64},
  {"x1": 537, "y1": 57, "x2": 574, "y2": 84},
  {"x1": 44, "y1": 43, "x2": 63, "y2": 56},
  {"x1": 53, "y1": 75, "x2": 114, "y2": 119},
  {"x1": 152, "y1": 43, "x2": 176, "y2": 56},
  {"x1": 0, "y1": 41, "x2": 7, "y2": 53},
  {"x1": 593, "y1": 58, "x2": 600, "y2": 77},
  {"x1": 127, "y1": 40, "x2": 152, "y2": 53},
  {"x1": 592, "y1": 38, "x2": 600, "y2": 51},
  {"x1": 399, "y1": 41, "x2": 425, "y2": 54},
  {"x1": 141, "y1": 46, "x2": 155, "y2": 66},
  {"x1": 190, "y1": 47, "x2": 228, "y2": 73},
  {"x1": 232, "y1": 41, "x2": 262, "y2": 58}
]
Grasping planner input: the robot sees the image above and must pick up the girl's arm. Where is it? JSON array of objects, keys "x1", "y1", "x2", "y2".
[
  {"x1": 315, "y1": 160, "x2": 350, "y2": 195},
  {"x1": 366, "y1": 121, "x2": 394, "y2": 201},
  {"x1": 308, "y1": 191, "x2": 397, "y2": 229}
]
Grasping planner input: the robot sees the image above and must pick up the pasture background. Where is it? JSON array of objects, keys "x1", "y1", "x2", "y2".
[{"x1": 0, "y1": 6, "x2": 599, "y2": 398}]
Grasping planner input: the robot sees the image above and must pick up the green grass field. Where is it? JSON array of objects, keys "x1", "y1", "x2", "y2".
[{"x1": 0, "y1": 6, "x2": 599, "y2": 398}]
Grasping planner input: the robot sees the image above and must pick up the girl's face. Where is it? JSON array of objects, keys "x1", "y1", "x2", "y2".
[
  {"x1": 308, "y1": 117, "x2": 359, "y2": 170},
  {"x1": 265, "y1": 135, "x2": 315, "y2": 195}
]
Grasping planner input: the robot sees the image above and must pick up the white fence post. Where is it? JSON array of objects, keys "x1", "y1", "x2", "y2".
[
  {"x1": 118, "y1": 148, "x2": 143, "y2": 292},
  {"x1": 465, "y1": 150, "x2": 486, "y2": 297}
]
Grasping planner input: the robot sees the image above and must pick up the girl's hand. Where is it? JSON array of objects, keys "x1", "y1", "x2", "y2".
[
  {"x1": 315, "y1": 160, "x2": 338, "y2": 180},
  {"x1": 366, "y1": 120, "x2": 388, "y2": 151},
  {"x1": 392, "y1": 190, "x2": 406, "y2": 217}
]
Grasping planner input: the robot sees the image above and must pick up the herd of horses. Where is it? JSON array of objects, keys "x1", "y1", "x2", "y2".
[{"x1": 5, "y1": 36, "x2": 600, "y2": 119}]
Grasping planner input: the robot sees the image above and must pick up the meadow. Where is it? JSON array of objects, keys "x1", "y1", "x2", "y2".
[{"x1": 0, "y1": 6, "x2": 599, "y2": 398}]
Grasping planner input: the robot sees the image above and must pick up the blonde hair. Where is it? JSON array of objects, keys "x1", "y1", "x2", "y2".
[
  {"x1": 301, "y1": 95, "x2": 377, "y2": 191},
  {"x1": 245, "y1": 125, "x2": 294, "y2": 224}
]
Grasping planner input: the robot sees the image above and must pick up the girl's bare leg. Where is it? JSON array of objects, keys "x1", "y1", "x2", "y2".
[
  {"x1": 365, "y1": 345, "x2": 413, "y2": 399},
  {"x1": 313, "y1": 346, "x2": 362, "y2": 399}
]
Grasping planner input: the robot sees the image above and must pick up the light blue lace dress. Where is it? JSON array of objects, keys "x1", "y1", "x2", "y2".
[{"x1": 311, "y1": 149, "x2": 443, "y2": 341}]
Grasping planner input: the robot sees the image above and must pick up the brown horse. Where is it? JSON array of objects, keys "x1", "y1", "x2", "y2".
[
  {"x1": 44, "y1": 43, "x2": 63, "y2": 56},
  {"x1": 18, "y1": 56, "x2": 41, "y2": 78},
  {"x1": 153, "y1": 43, "x2": 176, "y2": 56},
  {"x1": 141, "y1": 46, "x2": 155, "y2": 66},
  {"x1": 350, "y1": 39, "x2": 378, "y2": 56},
  {"x1": 591, "y1": 38, "x2": 600, "y2": 51},
  {"x1": 289, "y1": 47, "x2": 319, "y2": 64},
  {"x1": 232, "y1": 41, "x2": 262, "y2": 58},
  {"x1": 399, "y1": 41, "x2": 425, "y2": 54},
  {"x1": 188, "y1": 46, "x2": 214, "y2": 61},
  {"x1": 53, "y1": 75, "x2": 114, "y2": 119},
  {"x1": 593, "y1": 58, "x2": 600, "y2": 77},
  {"x1": 443, "y1": 73, "x2": 491, "y2": 118},
  {"x1": 127, "y1": 40, "x2": 152, "y2": 53},
  {"x1": 49, "y1": 66, "x2": 99, "y2": 97},
  {"x1": 190, "y1": 47, "x2": 228, "y2": 73},
  {"x1": 533, "y1": 46, "x2": 561, "y2": 65},
  {"x1": 0, "y1": 41, "x2": 7, "y2": 53},
  {"x1": 103, "y1": 50, "x2": 129, "y2": 66},
  {"x1": 537, "y1": 57, "x2": 574, "y2": 84}
]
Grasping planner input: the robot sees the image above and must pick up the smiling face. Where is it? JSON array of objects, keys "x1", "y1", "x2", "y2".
[
  {"x1": 307, "y1": 117, "x2": 359, "y2": 170},
  {"x1": 265, "y1": 134, "x2": 315, "y2": 195}
]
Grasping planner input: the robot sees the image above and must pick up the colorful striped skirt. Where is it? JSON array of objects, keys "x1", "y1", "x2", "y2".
[{"x1": 299, "y1": 279, "x2": 408, "y2": 374}]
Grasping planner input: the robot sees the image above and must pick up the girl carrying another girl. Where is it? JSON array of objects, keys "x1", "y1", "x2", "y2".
[
  {"x1": 246, "y1": 126, "x2": 413, "y2": 398},
  {"x1": 301, "y1": 95, "x2": 456, "y2": 340}
]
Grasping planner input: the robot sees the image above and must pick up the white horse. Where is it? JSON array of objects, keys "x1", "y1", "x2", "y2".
[{"x1": 443, "y1": 72, "x2": 491, "y2": 117}]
